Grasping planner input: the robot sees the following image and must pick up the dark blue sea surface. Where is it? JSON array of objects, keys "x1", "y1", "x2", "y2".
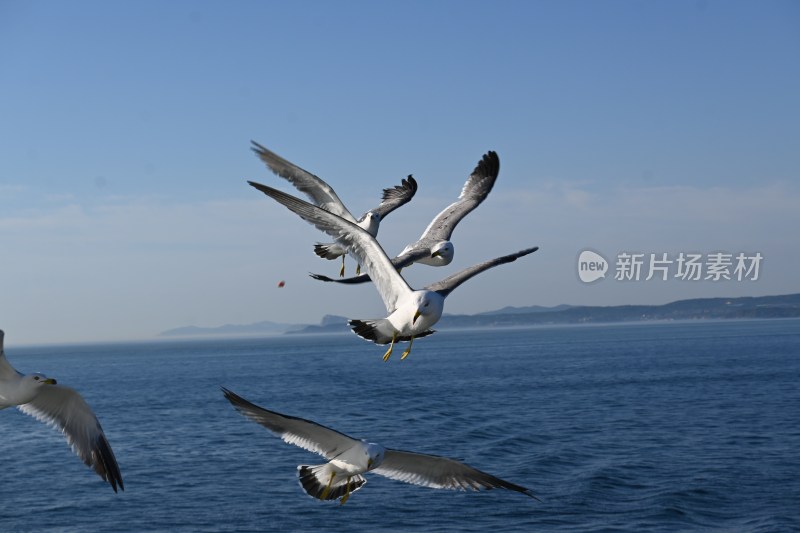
[{"x1": 1, "y1": 319, "x2": 799, "y2": 532}]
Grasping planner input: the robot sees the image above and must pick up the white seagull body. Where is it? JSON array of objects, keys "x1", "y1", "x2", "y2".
[
  {"x1": 222, "y1": 388, "x2": 538, "y2": 504},
  {"x1": 251, "y1": 141, "x2": 418, "y2": 277},
  {"x1": 247, "y1": 181, "x2": 538, "y2": 360},
  {"x1": 310, "y1": 150, "x2": 500, "y2": 285},
  {"x1": 0, "y1": 330, "x2": 123, "y2": 492}
]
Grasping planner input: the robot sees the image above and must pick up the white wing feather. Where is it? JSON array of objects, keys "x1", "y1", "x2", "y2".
[
  {"x1": 374, "y1": 449, "x2": 537, "y2": 498},
  {"x1": 223, "y1": 388, "x2": 357, "y2": 460},
  {"x1": 17, "y1": 385, "x2": 123, "y2": 491},
  {"x1": 251, "y1": 141, "x2": 357, "y2": 223},
  {"x1": 248, "y1": 181, "x2": 413, "y2": 313}
]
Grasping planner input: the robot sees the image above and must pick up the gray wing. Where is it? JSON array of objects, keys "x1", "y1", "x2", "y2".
[
  {"x1": 374, "y1": 449, "x2": 538, "y2": 499},
  {"x1": 417, "y1": 151, "x2": 499, "y2": 243},
  {"x1": 17, "y1": 385, "x2": 123, "y2": 492},
  {"x1": 250, "y1": 141, "x2": 357, "y2": 223},
  {"x1": 0, "y1": 331, "x2": 23, "y2": 380},
  {"x1": 248, "y1": 180, "x2": 413, "y2": 313},
  {"x1": 424, "y1": 246, "x2": 539, "y2": 297},
  {"x1": 367, "y1": 175, "x2": 418, "y2": 219},
  {"x1": 222, "y1": 388, "x2": 358, "y2": 460},
  {"x1": 309, "y1": 248, "x2": 429, "y2": 285}
]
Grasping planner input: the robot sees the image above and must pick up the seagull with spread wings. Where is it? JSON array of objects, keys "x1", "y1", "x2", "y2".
[
  {"x1": 222, "y1": 388, "x2": 538, "y2": 504},
  {"x1": 251, "y1": 141, "x2": 418, "y2": 277},
  {"x1": 0, "y1": 330, "x2": 124, "y2": 492},
  {"x1": 247, "y1": 181, "x2": 538, "y2": 361},
  {"x1": 310, "y1": 150, "x2": 499, "y2": 285}
]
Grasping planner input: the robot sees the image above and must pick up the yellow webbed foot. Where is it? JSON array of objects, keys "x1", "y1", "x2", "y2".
[
  {"x1": 339, "y1": 256, "x2": 346, "y2": 278},
  {"x1": 320, "y1": 471, "x2": 336, "y2": 500},
  {"x1": 356, "y1": 264, "x2": 361, "y2": 276},
  {"x1": 400, "y1": 335, "x2": 414, "y2": 360},
  {"x1": 340, "y1": 476, "x2": 353, "y2": 505},
  {"x1": 382, "y1": 333, "x2": 397, "y2": 362}
]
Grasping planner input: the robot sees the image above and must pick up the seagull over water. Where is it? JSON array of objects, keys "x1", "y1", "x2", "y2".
[
  {"x1": 247, "y1": 181, "x2": 538, "y2": 361},
  {"x1": 310, "y1": 150, "x2": 499, "y2": 285},
  {"x1": 0, "y1": 330, "x2": 123, "y2": 492},
  {"x1": 251, "y1": 141, "x2": 418, "y2": 277},
  {"x1": 222, "y1": 388, "x2": 538, "y2": 504}
]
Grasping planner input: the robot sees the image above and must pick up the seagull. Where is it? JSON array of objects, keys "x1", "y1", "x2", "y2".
[
  {"x1": 251, "y1": 141, "x2": 418, "y2": 277},
  {"x1": 309, "y1": 150, "x2": 499, "y2": 285},
  {"x1": 247, "y1": 181, "x2": 538, "y2": 361},
  {"x1": 0, "y1": 330, "x2": 123, "y2": 492},
  {"x1": 222, "y1": 388, "x2": 538, "y2": 504}
]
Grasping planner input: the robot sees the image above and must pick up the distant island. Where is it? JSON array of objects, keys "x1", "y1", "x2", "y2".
[{"x1": 159, "y1": 293, "x2": 800, "y2": 338}]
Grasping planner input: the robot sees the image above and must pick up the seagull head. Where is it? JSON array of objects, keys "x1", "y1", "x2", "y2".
[
  {"x1": 412, "y1": 291, "x2": 444, "y2": 327},
  {"x1": 28, "y1": 373, "x2": 57, "y2": 386},
  {"x1": 430, "y1": 241, "x2": 454, "y2": 265},
  {"x1": 364, "y1": 442, "x2": 385, "y2": 471},
  {"x1": 359, "y1": 211, "x2": 382, "y2": 234}
]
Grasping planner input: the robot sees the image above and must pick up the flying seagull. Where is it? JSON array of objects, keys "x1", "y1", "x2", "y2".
[
  {"x1": 0, "y1": 330, "x2": 124, "y2": 492},
  {"x1": 247, "y1": 181, "x2": 538, "y2": 361},
  {"x1": 222, "y1": 388, "x2": 538, "y2": 504},
  {"x1": 251, "y1": 141, "x2": 418, "y2": 277},
  {"x1": 310, "y1": 150, "x2": 499, "y2": 285}
]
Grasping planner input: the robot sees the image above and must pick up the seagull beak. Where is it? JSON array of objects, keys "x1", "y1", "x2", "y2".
[
  {"x1": 44, "y1": 378, "x2": 57, "y2": 385},
  {"x1": 431, "y1": 251, "x2": 440, "y2": 258},
  {"x1": 413, "y1": 309, "x2": 422, "y2": 324},
  {"x1": 367, "y1": 458, "x2": 374, "y2": 469}
]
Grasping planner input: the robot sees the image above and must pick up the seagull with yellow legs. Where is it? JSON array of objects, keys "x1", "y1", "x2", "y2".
[
  {"x1": 222, "y1": 388, "x2": 539, "y2": 504},
  {"x1": 251, "y1": 141, "x2": 417, "y2": 277},
  {"x1": 247, "y1": 180, "x2": 538, "y2": 361}
]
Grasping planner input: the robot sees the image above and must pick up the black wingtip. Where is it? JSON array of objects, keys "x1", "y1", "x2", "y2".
[
  {"x1": 310, "y1": 272, "x2": 372, "y2": 284},
  {"x1": 221, "y1": 386, "x2": 240, "y2": 403},
  {"x1": 476, "y1": 150, "x2": 500, "y2": 178},
  {"x1": 95, "y1": 434, "x2": 124, "y2": 493},
  {"x1": 381, "y1": 174, "x2": 419, "y2": 200}
]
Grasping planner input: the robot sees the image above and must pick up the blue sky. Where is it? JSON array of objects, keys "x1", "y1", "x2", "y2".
[{"x1": 1, "y1": 1, "x2": 798, "y2": 344}]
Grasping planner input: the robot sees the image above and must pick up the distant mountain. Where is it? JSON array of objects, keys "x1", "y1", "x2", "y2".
[
  {"x1": 437, "y1": 293, "x2": 800, "y2": 329},
  {"x1": 476, "y1": 304, "x2": 573, "y2": 316},
  {"x1": 160, "y1": 294, "x2": 800, "y2": 338},
  {"x1": 287, "y1": 293, "x2": 800, "y2": 335},
  {"x1": 159, "y1": 320, "x2": 297, "y2": 337},
  {"x1": 285, "y1": 315, "x2": 349, "y2": 335}
]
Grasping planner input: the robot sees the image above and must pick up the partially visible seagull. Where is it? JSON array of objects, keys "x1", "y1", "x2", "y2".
[
  {"x1": 222, "y1": 388, "x2": 539, "y2": 504},
  {"x1": 251, "y1": 141, "x2": 418, "y2": 277},
  {"x1": 247, "y1": 181, "x2": 538, "y2": 361},
  {"x1": 309, "y1": 150, "x2": 499, "y2": 285},
  {"x1": 0, "y1": 329, "x2": 124, "y2": 492}
]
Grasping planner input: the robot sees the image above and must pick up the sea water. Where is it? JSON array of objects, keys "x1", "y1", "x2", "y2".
[{"x1": 1, "y1": 319, "x2": 798, "y2": 532}]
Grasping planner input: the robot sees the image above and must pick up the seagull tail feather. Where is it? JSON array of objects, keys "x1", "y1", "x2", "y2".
[
  {"x1": 297, "y1": 464, "x2": 366, "y2": 502},
  {"x1": 349, "y1": 319, "x2": 436, "y2": 344},
  {"x1": 313, "y1": 243, "x2": 343, "y2": 260},
  {"x1": 348, "y1": 319, "x2": 393, "y2": 344}
]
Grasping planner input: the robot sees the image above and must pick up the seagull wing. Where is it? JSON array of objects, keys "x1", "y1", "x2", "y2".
[
  {"x1": 424, "y1": 247, "x2": 539, "y2": 298},
  {"x1": 222, "y1": 388, "x2": 358, "y2": 460},
  {"x1": 0, "y1": 333, "x2": 23, "y2": 380},
  {"x1": 17, "y1": 385, "x2": 123, "y2": 492},
  {"x1": 417, "y1": 151, "x2": 499, "y2": 243},
  {"x1": 251, "y1": 141, "x2": 357, "y2": 223},
  {"x1": 374, "y1": 449, "x2": 538, "y2": 499},
  {"x1": 248, "y1": 181, "x2": 414, "y2": 313},
  {"x1": 367, "y1": 175, "x2": 418, "y2": 219},
  {"x1": 308, "y1": 247, "x2": 429, "y2": 285}
]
